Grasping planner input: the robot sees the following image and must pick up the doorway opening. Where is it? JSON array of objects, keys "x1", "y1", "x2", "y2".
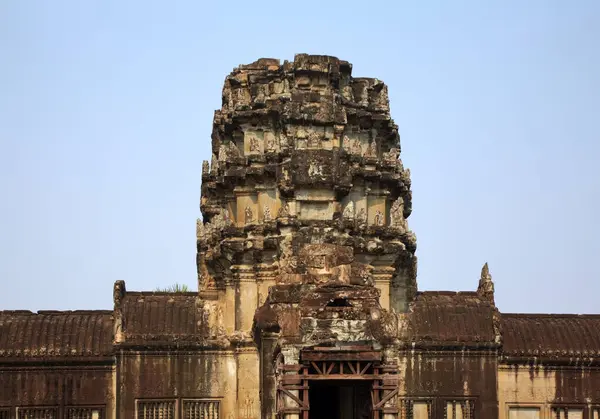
[{"x1": 308, "y1": 380, "x2": 372, "y2": 419}]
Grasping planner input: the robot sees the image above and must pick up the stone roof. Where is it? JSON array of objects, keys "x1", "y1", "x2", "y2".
[
  {"x1": 0, "y1": 310, "x2": 113, "y2": 359},
  {"x1": 117, "y1": 292, "x2": 206, "y2": 347},
  {"x1": 502, "y1": 313, "x2": 600, "y2": 359},
  {"x1": 405, "y1": 291, "x2": 498, "y2": 348}
]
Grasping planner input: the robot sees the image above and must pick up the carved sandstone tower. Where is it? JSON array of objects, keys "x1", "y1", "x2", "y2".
[{"x1": 197, "y1": 54, "x2": 417, "y2": 417}]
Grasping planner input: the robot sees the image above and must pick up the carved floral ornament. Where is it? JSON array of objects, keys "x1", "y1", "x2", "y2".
[
  {"x1": 278, "y1": 202, "x2": 291, "y2": 217},
  {"x1": 308, "y1": 161, "x2": 323, "y2": 178}
]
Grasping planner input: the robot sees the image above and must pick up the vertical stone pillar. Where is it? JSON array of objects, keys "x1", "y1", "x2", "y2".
[
  {"x1": 233, "y1": 265, "x2": 257, "y2": 332},
  {"x1": 221, "y1": 353, "x2": 238, "y2": 419},
  {"x1": 223, "y1": 281, "x2": 236, "y2": 335},
  {"x1": 260, "y1": 332, "x2": 280, "y2": 419},
  {"x1": 236, "y1": 346, "x2": 261, "y2": 418},
  {"x1": 257, "y1": 263, "x2": 278, "y2": 307},
  {"x1": 373, "y1": 266, "x2": 394, "y2": 311}
]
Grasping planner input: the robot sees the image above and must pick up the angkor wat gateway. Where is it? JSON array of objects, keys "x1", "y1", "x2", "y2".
[{"x1": 1, "y1": 54, "x2": 600, "y2": 419}]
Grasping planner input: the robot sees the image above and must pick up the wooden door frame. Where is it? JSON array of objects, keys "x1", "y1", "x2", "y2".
[{"x1": 275, "y1": 349, "x2": 399, "y2": 419}]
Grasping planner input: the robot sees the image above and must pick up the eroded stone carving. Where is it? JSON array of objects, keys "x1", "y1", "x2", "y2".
[
  {"x1": 307, "y1": 132, "x2": 320, "y2": 149},
  {"x1": 342, "y1": 135, "x2": 351, "y2": 151},
  {"x1": 383, "y1": 147, "x2": 399, "y2": 162},
  {"x1": 390, "y1": 197, "x2": 407, "y2": 231},
  {"x1": 211, "y1": 153, "x2": 218, "y2": 174},
  {"x1": 366, "y1": 140, "x2": 377, "y2": 157},
  {"x1": 356, "y1": 208, "x2": 367, "y2": 228},
  {"x1": 342, "y1": 201, "x2": 355, "y2": 219},
  {"x1": 202, "y1": 160, "x2": 209, "y2": 175},
  {"x1": 478, "y1": 262, "x2": 495, "y2": 305},
  {"x1": 249, "y1": 137, "x2": 261, "y2": 153},
  {"x1": 351, "y1": 139, "x2": 363, "y2": 156},
  {"x1": 278, "y1": 202, "x2": 291, "y2": 218},
  {"x1": 308, "y1": 162, "x2": 323, "y2": 178},
  {"x1": 265, "y1": 134, "x2": 276, "y2": 152},
  {"x1": 263, "y1": 205, "x2": 272, "y2": 222},
  {"x1": 374, "y1": 210, "x2": 384, "y2": 226},
  {"x1": 244, "y1": 206, "x2": 253, "y2": 224},
  {"x1": 218, "y1": 145, "x2": 228, "y2": 162}
]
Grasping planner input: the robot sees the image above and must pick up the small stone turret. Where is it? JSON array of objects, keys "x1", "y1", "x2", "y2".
[{"x1": 477, "y1": 262, "x2": 495, "y2": 305}]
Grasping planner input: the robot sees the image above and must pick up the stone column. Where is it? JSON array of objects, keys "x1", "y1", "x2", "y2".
[
  {"x1": 257, "y1": 263, "x2": 278, "y2": 307},
  {"x1": 373, "y1": 265, "x2": 394, "y2": 311},
  {"x1": 236, "y1": 346, "x2": 261, "y2": 418},
  {"x1": 223, "y1": 281, "x2": 236, "y2": 335},
  {"x1": 221, "y1": 352, "x2": 238, "y2": 419},
  {"x1": 233, "y1": 265, "x2": 257, "y2": 332},
  {"x1": 260, "y1": 332, "x2": 280, "y2": 419}
]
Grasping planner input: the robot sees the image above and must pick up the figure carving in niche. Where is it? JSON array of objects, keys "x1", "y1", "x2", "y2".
[
  {"x1": 342, "y1": 201, "x2": 355, "y2": 219},
  {"x1": 308, "y1": 162, "x2": 323, "y2": 178},
  {"x1": 278, "y1": 202, "x2": 290, "y2": 218},
  {"x1": 210, "y1": 153, "x2": 218, "y2": 174},
  {"x1": 343, "y1": 135, "x2": 351, "y2": 150},
  {"x1": 281, "y1": 167, "x2": 290, "y2": 182},
  {"x1": 218, "y1": 145, "x2": 228, "y2": 162},
  {"x1": 249, "y1": 137, "x2": 261, "y2": 153},
  {"x1": 263, "y1": 205, "x2": 272, "y2": 222},
  {"x1": 351, "y1": 139, "x2": 363, "y2": 156},
  {"x1": 307, "y1": 132, "x2": 320, "y2": 149},
  {"x1": 266, "y1": 135, "x2": 276, "y2": 152},
  {"x1": 366, "y1": 140, "x2": 377, "y2": 157},
  {"x1": 356, "y1": 208, "x2": 367, "y2": 228},
  {"x1": 374, "y1": 210, "x2": 384, "y2": 226},
  {"x1": 383, "y1": 147, "x2": 399, "y2": 162},
  {"x1": 202, "y1": 160, "x2": 209, "y2": 175},
  {"x1": 244, "y1": 206, "x2": 253, "y2": 224},
  {"x1": 279, "y1": 133, "x2": 289, "y2": 149},
  {"x1": 390, "y1": 197, "x2": 407, "y2": 230}
]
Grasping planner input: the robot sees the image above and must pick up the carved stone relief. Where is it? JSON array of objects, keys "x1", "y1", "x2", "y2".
[
  {"x1": 263, "y1": 205, "x2": 272, "y2": 222},
  {"x1": 342, "y1": 201, "x2": 355, "y2": 219},
  {"x1": 244, "y1": 206, "x2": 253, "y2": 224},
  {"x1": 374, "y1": 210, "x2": 384, "y2": 226}
]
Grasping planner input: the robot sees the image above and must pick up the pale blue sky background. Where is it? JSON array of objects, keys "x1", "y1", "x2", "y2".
[{"x1": 1, "y1": 1, "x2": 598, "y2": 314}]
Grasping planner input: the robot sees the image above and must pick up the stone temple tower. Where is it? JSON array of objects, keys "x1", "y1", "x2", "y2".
[{"x1": 197, "y1": 54, "x2": 417, "y2": 418}]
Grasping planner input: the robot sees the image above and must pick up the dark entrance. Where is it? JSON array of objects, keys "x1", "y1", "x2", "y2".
[{"x1": 308, "y1": 380, "x2": 371, "y2": 419}]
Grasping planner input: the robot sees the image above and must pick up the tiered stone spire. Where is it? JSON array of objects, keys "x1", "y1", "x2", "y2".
[{"x1": 196, "y1": 54, "x2": 417, "y2": 343}]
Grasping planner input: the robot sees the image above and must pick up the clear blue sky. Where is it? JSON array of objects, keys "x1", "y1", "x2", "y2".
[{"x1": 1, "y1": 1, "x2": 598, "y2": 314}]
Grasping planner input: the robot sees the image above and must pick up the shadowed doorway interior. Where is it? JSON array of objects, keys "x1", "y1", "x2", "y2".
[{"x1": 308, "y1": 380, "x2": 371, "y2": 419}]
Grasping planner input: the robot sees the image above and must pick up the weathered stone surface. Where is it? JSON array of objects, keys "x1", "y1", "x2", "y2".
[{"x1": 3, "y1": 54, "x2": 600, "y2": 419}]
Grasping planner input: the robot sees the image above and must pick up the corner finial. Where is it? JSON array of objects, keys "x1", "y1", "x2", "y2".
[
  {"x1": 113, "y1": 280, "x2": 126, "y2": 310},
  {"x1": 477, "y1": 262, "x2": 495, "y2": 305}
]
